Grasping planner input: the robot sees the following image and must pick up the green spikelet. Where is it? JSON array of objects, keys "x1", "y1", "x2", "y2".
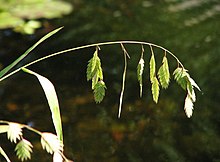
[
  {"x1": 158, "y1": 56, "x2": 170, "y2": 89},
  {"x1": 152, "y1": 76, "x2": 160, "y2": 103}
]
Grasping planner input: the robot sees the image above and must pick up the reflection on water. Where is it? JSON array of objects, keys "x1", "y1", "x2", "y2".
[{"x1": 0, "y1": 0, "x2": 220, "y2": 161}]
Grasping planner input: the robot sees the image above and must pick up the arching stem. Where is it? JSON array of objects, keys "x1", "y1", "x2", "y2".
[{"x1": 0, "y1": 41, "x2": 184, "y2": 82}]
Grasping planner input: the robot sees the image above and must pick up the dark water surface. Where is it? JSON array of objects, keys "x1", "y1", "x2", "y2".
[{"x1": 0, "y1": 1, "x2": 220, "y2": 162}]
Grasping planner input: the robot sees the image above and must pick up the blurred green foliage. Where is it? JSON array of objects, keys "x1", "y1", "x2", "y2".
[{"x1": 0, "y1": 0, "x2": 72, "y2": 34}]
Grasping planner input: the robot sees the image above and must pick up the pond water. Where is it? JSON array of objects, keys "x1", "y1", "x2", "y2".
[{"x1": 0, "y1": 0, "x2": 220, "y2": 162}]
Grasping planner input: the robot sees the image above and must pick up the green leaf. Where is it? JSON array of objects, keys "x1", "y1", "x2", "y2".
[
  {"x1": 7, "y1": 123, "x2": 23, "y2": 143},
  {"x1": 0, "y1": 125, "x2": 9, "y2": 134},
  {"x1": 158, "y1": 56, "x2": 170, "y2": 89},
  {"x1": 21, "y1": 68, "x2": 63, "y2": 142},
  {"x1": 150, "y1": 53, "x2": 156, "y2": 82},
  {"x1": 0, "y1": 146, "x2": 11, "y2": 162},
  {"x1": 0, "y1": 27, "x2": 63, "y2": 79},
  {"x1": 173, "y1": 67, "x2": 188, "y2": 90},
  {"x1": 151, "y1": 76, "x2": 160, "y2": 103},
  {"x1": 15, "y1": 139, "x2": 33, "y2": 162},
  {"x1": 93, "y1": 80, "x2": 107, "y2": 103},
  {"x1": 137, "y1": 58, "x2": 145, "y2": 97},
  {"x1": 41, "y1": 133, "x2": 63, "y2": 155}
]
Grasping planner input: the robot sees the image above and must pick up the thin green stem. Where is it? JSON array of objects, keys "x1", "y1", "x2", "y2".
[{"x1": 0, "y1": 40, "x2": 184, "y2": 82}]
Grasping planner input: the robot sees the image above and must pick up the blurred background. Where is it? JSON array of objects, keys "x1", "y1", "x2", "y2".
[{"x1": 0, "y1": 0, "x2": 220, "y2": 161}]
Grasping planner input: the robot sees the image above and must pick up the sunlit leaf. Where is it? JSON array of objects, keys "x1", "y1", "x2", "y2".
[
  {"x1": 137, "y1": 58, "x2": 145, "y2": 97},
  {"x1": 0, "y1": 27, "x2": 63, "y2": 79},
  {"x1": 184, "y1": 94, "x2": 194, "y2": 118},
  {"x1": 7, "y1": 123, "x2": 23, "y2": 143},
  {"x1": 15, "y1": 139, "x2": 33, "y2": 162},
  {"x1": 158, "y1": 56, "x2": 170, "y2": 89},
  {"x1": 0, "y1": 125, "x2": 9, "y2": 134},
  {"x1": 149, "y1": 52, "x2": 156, "y2": 82},
  {"x1": 41, "y1": 133, "x2": 63, "y2": 155},
  {"x1": 151, "y1": 76, "x2": 160, "y2": 103},
  {"x1": 93, "y1": 80, "x2": 107, "y2": 103},
  {"x1": 21, "y1": 68, "x2": 63, "y2": 142},
  {"x1": 0, "y1": 146, "x2": 11, "y2": 162}
]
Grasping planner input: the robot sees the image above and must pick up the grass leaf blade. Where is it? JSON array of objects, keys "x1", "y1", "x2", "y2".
[
  {"x1": 0, "y1": 27, "x2": 63, "y2": 79},
  {"x1": 22, "y1": 68, "x2": 63, "y2": 142},
  {"x1": 0, "y1": 146, "x2": 11, "y2": 162}
]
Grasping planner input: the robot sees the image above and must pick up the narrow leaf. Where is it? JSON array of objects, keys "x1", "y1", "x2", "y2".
[
  {"x1": 158, "y1": 56, "x2": 170, "y2": 89},
  {"x1": 137, "y1": 58, "x2": 145, "y2": 97},
  {"x1": 22, "y1": 68, "x2": 63, "y2": 142},
  {"x1": 41, "y1": 133, "x2": 63, "y2": 155},
  {"x1": 7, "y1": 123, "x2": 23, "y2": 143},
  {"x1": 151, "y1": 76, "x2": 160, "y2": 103},
  {"x1": 0, "y1": 27, "x2": 63, "y2": 79},
  {"x1": 15, "y1": 139, "x2": 33, "y2": 162},
  {"x1": 93, "y1": 80, "x2": 107, "y2": 103},
  {"x1": 0, "y1": 125, "x2": 9, "y2": 134},
  {"x1": 184, "y1": 94, "x2": 194, "y2": 118},
  {"x1": 149, "y1": 53, "x2": 156, "y2": 82},
  {"x1": 0, "y1": 146, "x2": 11, "y2": 162}
]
